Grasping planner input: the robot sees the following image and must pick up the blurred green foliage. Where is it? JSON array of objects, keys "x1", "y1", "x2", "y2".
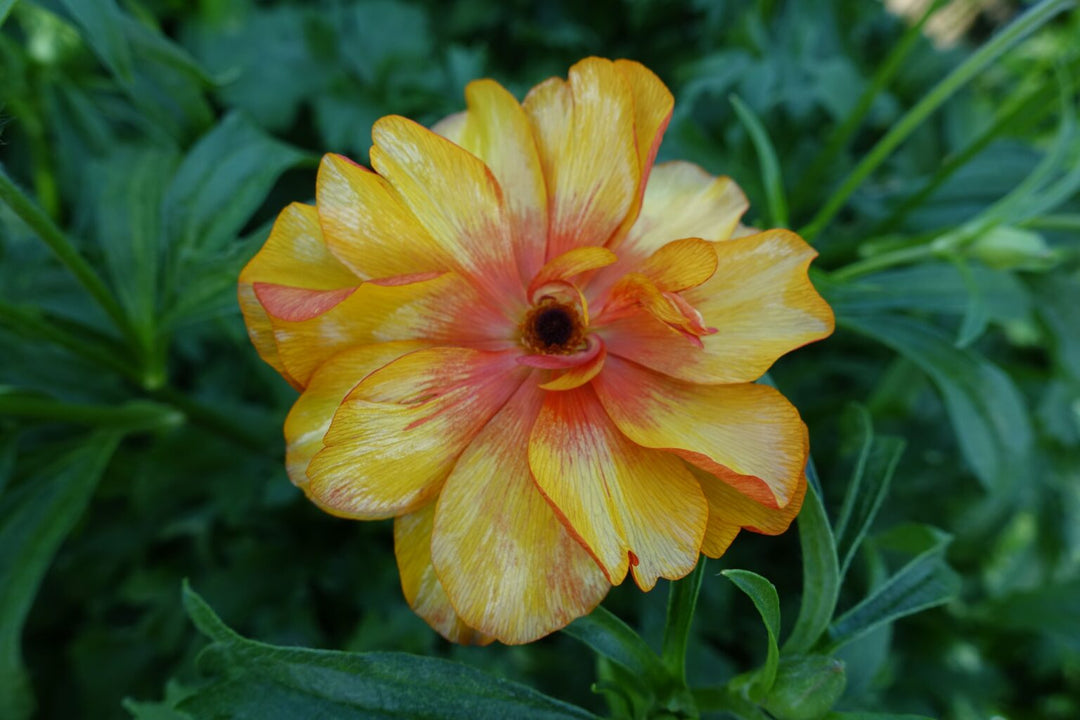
[{"x1": 1, "y1": 0, "x2": 1079, "y2": 719}]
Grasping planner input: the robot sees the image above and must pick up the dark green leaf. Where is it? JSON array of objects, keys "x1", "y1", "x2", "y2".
[
  {"x1": 764, "y1": 655, "x2": 846, "y2": 720},
  {"x1": 0, "y1": 435, "x2": 120, "y2": 720},
  {"x1": 563, "y1": 604, "x2": 667, "y2": 682},
  {"x1": 180, "y1": 583, "x2": 598, "y2": 719},
  {"x1": 783, "y1": 476, "x2": 840, "y2": 655},
  {"x1": 979, "y1": 577, "x2": 1080, "y2": 652},
  {"x1": 58, "y1": 0, "x2": 133, "y2": 84},
  {"x1": 841, "y1": 313, "x2": 1033, "y2": 492}
]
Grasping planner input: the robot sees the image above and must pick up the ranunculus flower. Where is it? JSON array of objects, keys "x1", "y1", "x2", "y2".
[{"x1": 238, "y1": 57, "x2": 833, "y2": 645}]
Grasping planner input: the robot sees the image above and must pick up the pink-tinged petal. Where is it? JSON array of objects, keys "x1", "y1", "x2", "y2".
[
  {"x1": 432, "y1": 382, "x2": 609, "y2": 644},
  {"x1": 538, "y1": 339, "x2": 607, "y2": 391},
  {"x1": 523, "y1": 58, "x2": 639, "y2": 260},
  {"x1": 593, "y1": 357, "x2": 809, "y2": 509},
  {"x1": 455, "y1": 79, "x2": 549, "y2": 284},
  {"x1": 528, "y1": 246, "x2": 617, "y2": 301},
  {"x1": 306, "y1": 348, "x2": 527, "y2": 519},
  {"x1": 600, "y1": 273, "x2": 716, "y2": 342},
  {"x1": 238, "y1": 203, "x2": 361, "y2": 387},
  {"x1": 395, "y1": 503, "x2": 493, "y2": 645},
  {"x1": 609, "y1": 59, "x2": 674, "y2": 246},
  {"x1": 529, "y1": 386, "x2": 707, "y2": 590},
  {"x1": 283, "y1": 341, "x2": 426, "y2": 490},
  {"x1": 370, "y1": 115, "x2": 525, "y2": 308},
  {"x1": 270, "y1": 272, "x2": 511, "y2": 388},
  {"x1": 601, "y1": 230, "x2": 833, "y2": 384},
  {"x1": 253, "y1": 283, "x2": 356, "y2": 322},
  {"x1": 315, "y1": 154, "x2": 450, "y2": 279}
]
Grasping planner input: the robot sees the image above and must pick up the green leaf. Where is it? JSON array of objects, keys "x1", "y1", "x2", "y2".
[
  {"x1": 0, "y1": 434, "x2": 121, "y2": 720},
  {"x1": 1034, "y1": 272, "x2": 1080, "y2": 382},
  {"x1": 58, "y1": 0, "x2": 133, "y2": 84},
  {"x1": 763, "y1": 655, "x2": 846, "y2": 720},
  {"x1": 730, "y1": 94, "x2": 788, "y2": 227},
  {"x1": 827, "y1": 525, "x2": 960, "y2": 650},
  {"x1": 841, "y1": 313, "x2": 1033, "y2": 493},
  {"x1": 563, "y1": 604, "x2": 668, "y2": 682},
  {"x1": 978, "y1": 577, "x2": 1080, "y2": 652},
  {"x1": 783, "y1": 470, "x2": 840, "y2": 655},
  {"x1": 1, "y1": 0, "x2": 16, "y2": 28},
  {"x1": 827, "y1": 714, "x2": 935, "y2": 720},
  {"x1": 722, "y1": 569, "x2": 781, "y2": 699},
  {"x1": 178, "y1": 583, "x2": 598, "y2": 719},
  {"x1": 834, "y1": 409, "x2": 906, "y2": 579},
  {"x1": 661, "y1": 556, "x2": 705, "y2": 684}
]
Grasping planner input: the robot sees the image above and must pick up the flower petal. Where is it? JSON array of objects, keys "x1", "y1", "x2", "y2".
[
  {"x1": 638, "y1": 238, "x2": 718, "y2": 292},
  {"x1": 238, "y1": 203, "x2": 360, "y2": 386},
  {"x1": 529, "y1": 386, "x2": 707, "y2": 590},
  {"x1": 306, "y1": 348, "x2": 527, "y2": 519},
  {"x1": 593, "y1": 357, "x2": 809, "y2": 509},
  {"x1": 529, "y1": 246, "x2": 617, "y2": 300},
  {"x1": 270, "y1": 271, "x2": 508, "y2": 388},
  {"x1": 315, "y1": 154, "x2": 449, "y2": 279},
  {"x1": 523, "y1": 57, "x2": 639, "y2": 259},
  {"x1": 692, "y1": 463, "x2": 807, "y2": 538},
  {"x1": 455, "y1": 79, "x2": 549, "y2": 284},
  {"x1": 432, "y1": 382, "x2": 609, "y2": 644},
  {"x1": 370, "y1": 115, "x2": 524, "y2": 307},
  {"x1": 253, "y1": 283, "x2": 355, "y2": 322},
  {"x1": 395, "y1": 502, "x2": 493, "y2": 645},
  {"x1": 538, "y1": 339, "x2": 607, "y2": 391},
  {"x1": 601, "y1": 230, "x2": 833, "y2": 384},
  {"x1": 283, "y1": 341, "x2": 426, "y2": 490}
]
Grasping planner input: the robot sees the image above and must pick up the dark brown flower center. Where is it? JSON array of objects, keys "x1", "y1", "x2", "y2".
[{"x1": 521, "y1": 300, "x2": 585, "y2": 354}]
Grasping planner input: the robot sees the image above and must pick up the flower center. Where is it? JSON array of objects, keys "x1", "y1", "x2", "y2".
[{"x1": 521, "y1": 300, "x2": 585, "y2": 354}]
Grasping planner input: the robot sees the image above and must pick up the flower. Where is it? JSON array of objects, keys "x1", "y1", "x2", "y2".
[{"x1": 238, "y1": 57, "x2": 834, "y2": 645}]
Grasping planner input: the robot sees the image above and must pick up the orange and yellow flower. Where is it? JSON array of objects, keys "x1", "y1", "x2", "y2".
[{"x1": 238, "y1": 57, "x2": 833, "y2": 645}]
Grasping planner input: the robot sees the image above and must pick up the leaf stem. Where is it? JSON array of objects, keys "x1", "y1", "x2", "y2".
[
  {"x1": 661, "y1": 556, "x2": 706, "y2": 685},
  {"x1": 798, "y1": 0, "x2": 1075, "y2": 242}
]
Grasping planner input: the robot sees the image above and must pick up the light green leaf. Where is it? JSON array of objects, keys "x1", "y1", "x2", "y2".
[
  {"x1": 0, "y1": 434, "x2": 121, "y2": 720},
  {"x1": 179, "y1": 583, "x2": 598, "y2": 719},
  {"x1": 841, "y1": 313, "x2": 1033, "y2": 493},
  {"x1": 58, "y1": 0, "x2": 133, "y2": 84},
  {"x1": 723, "y1": 569, "x2": 781, "y2": 699},
  {"x1": 828, "y1": 525, "x2": 960, "y2": 650},
  {"x1": 783, "y1": 467, "x2": 840, "y2": 655}
]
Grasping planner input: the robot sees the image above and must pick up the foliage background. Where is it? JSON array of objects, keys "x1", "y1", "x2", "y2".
[{"x1": 1, "y1": 0, "x2": 1078, "y2": 718}]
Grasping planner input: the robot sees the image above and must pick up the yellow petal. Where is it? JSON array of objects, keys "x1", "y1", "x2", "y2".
[
  {"x1": 538, "y1": 340, "x2": 607, "y2": 391},
  {"x1": 315, "y1": 154, "x2": 450, "y2": 280},
  {"x1": 702, "y1": 519, "x2": 741, "y2": 558},
  {"x1": 601, "y1": 229, "x2": 833, "y2": 384},
  {"x1": 270, "y1": 271, "x2": 509, "y2": 388},
  {"x1": 370, "y1": 116, "x2": 524, "y2": 307},
  {"x1": 529, "y1": 386, "x2": 707, "y2": 590},
  {"x1": 238, "y1": 203, "x2": 360, "y2": 386},
  {"x1": 638, "y1": 238, "x2": 718, "y2": 292},
  {"x1": 431, "y1": 383, "x2": 609, "y2": 644},
  {"x1": 283, "y1": 341, "x2": 426, "y2": 489},
  {"x1": 523, "y1": 58, "x2": 639, "y2": 259},
  {"x1": 306, "y1": 347, "x2": 527, "y2": 519},
  {"x1": 593, "y1": 357, "x2": 809, "y2": 509},
  {"x1": 692, "y1": 463, "x2": 807, "y2": 537},
  {"x1": 395, "y1": 503, "x2": 493, "y2": 645},
  {"x1": 456, "y1": 79, "x2": 549, "y2": 284},
  {"x1": 528, "y1": 246, "x2": 617, "y2": 300}
]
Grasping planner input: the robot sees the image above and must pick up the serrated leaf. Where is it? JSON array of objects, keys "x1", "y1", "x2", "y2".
[
  {"x1": 179, "y1": 584, "x2": 598, "y2": 720},
  {"x1": 827, "y1": 526, "x2": 960, "y2": 650},
  {"x1": 723, "y1": 570, "x2": 781, "y2": 699},
  {"x1": 783, "y1": 468, "x2": 840, "y2": 656},
  {"x1": 841, "y1": 313, "x2": 1033, "y2": 493},
  {"x1": 0, "y1": 435, "x2": 121, "y2": 720}
]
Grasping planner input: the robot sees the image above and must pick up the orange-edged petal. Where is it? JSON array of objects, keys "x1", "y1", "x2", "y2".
[
  {"x1": 609, "y1": 59, "x2": 674, "y2": 247},
  {"x1": 306, "y1": 347, "x2": 527, "y2": 519},
  {"x1": 638, "y1": 238, "x2": 718, "y2": 292},
  {"x1": 693, "y1": 463, "x2": 807, "y2": 537},
  {"x1": 593, "y1": 357, "x2": 809, "y2": 509},
  {"x1": 528, "y1": 246, "x2": 617, "y2": 301},
  {"x1": 270, "y1": 271, "x2": 509, "y2": 388},
  {"x1": 395, "y1": 502, "x2": 493, "y2": 645},
  {"x1": 253, "y1": 283, "x2": 355, "y2": 322},
  {"x1": 523, "y1": 57, "x2": 639, "y2": 260},
  {"x1": 370, "y1": 116, "x2": 524, "y2": 308},
  {"x1": 431, "y1": 382, "x2": 609, "y2": 644},
  {"x1": 315, "y1": 154, "x2": 449, "y2": 280},
  {"x1": 455, "y1": 79, "x2": 550, "y2": 284},
  {"x1": 602, "y1": 273, "x2": 716, "y2": 342},
  {"x1": 283, "y1": 341, "x2": 425, "y2": 489},
  {"x1": 601, "y1": 230, "x2": 833, "y2": 384},
  {"x1": 529, "y1": 386, "x2": 707, "y2": 590},
  {"x1": 702, "y1": 518, "x2": 741, "y2": 558},
  {"x1": 238, "y1": 203, "x2": 360, "y2": 386}
]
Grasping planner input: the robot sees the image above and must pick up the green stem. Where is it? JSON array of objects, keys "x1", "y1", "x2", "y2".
[
  {"x1": 1024, "y1": 213, "x2": 1080, "y2": 231},
  {"x1": 660, "y1": 556, "x2": 706, "y2": 685},
  {"x1": 0, "y1": 393, "x2": 182, "y2": 431},
  {"x1": 798, "y1": 0, "x2": 1075, "y2": 242},
  {"x1": 147, "y1": 386, "x2": 274, "y2": 456},
  {"x1": 829, "y1": 243, "x2": 938, "y2": 282},
  {"x1": 0, "y1": 164, "x2": 130, "y2": 336},
  {"x1": 730, "y1": 96, "x2": 788, "y2": 228},
  {"x1": 790, "y1": 0, "x2": 948, "y2": 215}
]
